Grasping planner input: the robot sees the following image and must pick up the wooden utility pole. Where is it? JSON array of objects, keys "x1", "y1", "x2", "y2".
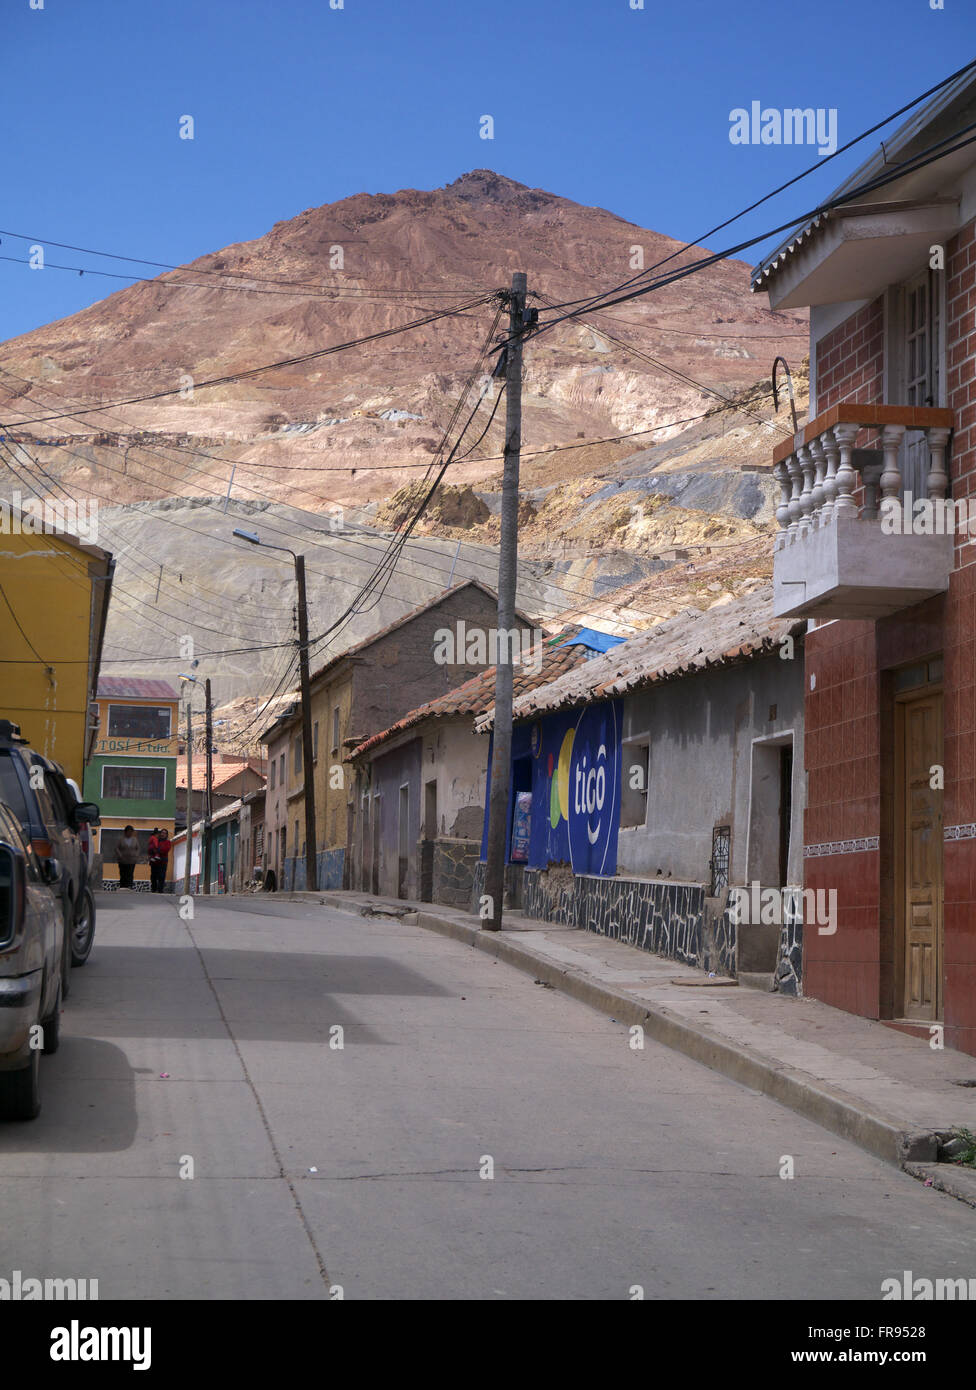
[
  {"x1": 183, "y1": 700, "x2": 193, "y2": 897},
  {"x1": 202, "y1": 678, "x2": 214, "y2": 895},
  {"x1": 483, "y1": 271, "x2": 527, "y2": 931},
  {"x1": 295, "y1": 555, "x2": 318, "y2": 893}
]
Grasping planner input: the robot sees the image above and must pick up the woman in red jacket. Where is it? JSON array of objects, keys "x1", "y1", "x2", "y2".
[{"x1": 149, "y1": 828, "x2": 171, "y2": 893}]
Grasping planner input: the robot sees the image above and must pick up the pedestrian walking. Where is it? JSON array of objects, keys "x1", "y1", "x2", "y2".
[
  {"x1": 149, "y1": 828, "x2": 171, "y2": 893},
  {"x1": 116, "y1": 825, "x2": 140, "y2": 889}
]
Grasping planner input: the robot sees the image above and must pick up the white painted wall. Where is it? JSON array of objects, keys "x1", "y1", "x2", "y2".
[
  {"x1": 420, "y1": 720, "x2": 488, "y2": 840},
  {"x1": 172, "y1": 826, "x2": 202, "y2": 883}
]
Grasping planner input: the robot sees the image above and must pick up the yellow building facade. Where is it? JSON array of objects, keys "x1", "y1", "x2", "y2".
[{"x1": 0, "y1": 516, "x2": 113, "y2": 783}]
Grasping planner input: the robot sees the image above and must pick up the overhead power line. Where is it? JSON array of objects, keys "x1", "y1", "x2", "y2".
[
  {"x1": 540, "y1": 57, "x2": 976, "y2": 319},
  {"x1": 533, "y1": 116, "x2": 976, "y2": 338},
  {"x1": 0, "y1": 252, "x2": 486, "y2": 304},
  {"x1": 9, "y1": 294, "x2": 495, "y2": 426},
  {"x1": 0, "y1": 226, "x2": 484, "y2": 295}
]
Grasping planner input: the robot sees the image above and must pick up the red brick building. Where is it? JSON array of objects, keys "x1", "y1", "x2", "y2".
[{"x1": 753, "y1": 69, "x2": 976, "y2": 1055}]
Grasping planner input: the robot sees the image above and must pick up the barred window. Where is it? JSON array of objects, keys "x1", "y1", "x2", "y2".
[
  {"x1": 101, "y1": 765, "x2": 166, "y2": 801},
  {"x1": 107, "y1": 705, "x2": 171, "y2": 740}
]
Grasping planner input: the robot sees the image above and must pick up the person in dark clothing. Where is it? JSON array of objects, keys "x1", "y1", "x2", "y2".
[
  {"x1": 149, "y1": 828, "x2": 171, "y2": 893},
  {"x1": 116, "y1": 825, "x2": 139, "y2": 889}
]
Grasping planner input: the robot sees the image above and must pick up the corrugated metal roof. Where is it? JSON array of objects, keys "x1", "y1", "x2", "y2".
[
  {"x1": 97, "y1": 677, "x2": 180, "y2": 701},
  {"x1": 751, "y1": 65, "x2": 976, "y2": 294},
  {"x1": 350, "y1": 639, "x2": 592, "y2": 760},
  {"x1": 478, "y1": 585, "x2": 804, "y2": 728},
  {"x1": 555, "y1": 627, "x2": 626, "y2": 654}
]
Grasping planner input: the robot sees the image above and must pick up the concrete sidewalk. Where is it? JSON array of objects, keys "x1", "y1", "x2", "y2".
[{"x1": 269, "y1": 886, "x2": 976, "y2": 1197}]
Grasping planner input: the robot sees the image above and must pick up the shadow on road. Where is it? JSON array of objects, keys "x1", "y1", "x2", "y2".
[
  {"x1": 60, "y1": 942, "x2": 450, "y2": 1044},
  {"x1": 0, "y1": 1037, "x2": 138, "y2": 1153}
]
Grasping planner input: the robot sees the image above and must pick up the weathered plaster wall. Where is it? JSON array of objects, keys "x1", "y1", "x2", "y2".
[{"x1": 617, "y1": 649, "x2": 805, "y2": 887}]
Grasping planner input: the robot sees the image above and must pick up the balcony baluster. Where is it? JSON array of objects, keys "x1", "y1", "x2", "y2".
[
  {"x1": 926, "y1": 426, "x2": 951, "y2": 502},
  {"x1": 832, "y1": 423, "x2": 860, "y2": 516},
  {"x1": 797, "y1": 443, "x2": 816, "y2": 535}
]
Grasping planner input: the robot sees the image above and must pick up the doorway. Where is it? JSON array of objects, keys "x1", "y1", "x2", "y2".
[
  {"x1": 895, "y1": 670, "x2": 944, "y2": 1021},
  {"x1": 371, "y1": 793, "x2": 381, "y2": 896},
  {"x1": 397, "y1": 785, "x2": 410, "y2": 899}
]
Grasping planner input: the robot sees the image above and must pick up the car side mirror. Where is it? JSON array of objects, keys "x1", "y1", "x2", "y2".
[
  {"x1": 71, "y1": 802, "x2": 101, "y2": 828},
  {"x1": 41, "y1": 857, "x2": 62, "y2": 886}
]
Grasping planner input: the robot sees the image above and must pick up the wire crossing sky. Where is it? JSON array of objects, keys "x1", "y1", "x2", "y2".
[{"x1": 2, "y1": 0, "x2": 973, "y2": 342}]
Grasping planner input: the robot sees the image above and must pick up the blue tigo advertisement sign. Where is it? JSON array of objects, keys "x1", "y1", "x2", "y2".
[
  {"x1": 565, "y1": 703, "x2": 622, "y2": 875},
  {"x1": 525, "y1": 700, "x2": 622, "y2": 876}
]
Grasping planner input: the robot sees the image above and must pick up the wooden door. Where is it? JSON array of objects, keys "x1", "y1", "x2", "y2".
[{"x1": 899, "y1": 692, "x2": 944, "y2": 1020}]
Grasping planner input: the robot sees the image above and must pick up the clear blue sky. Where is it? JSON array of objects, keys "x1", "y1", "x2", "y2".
[{"x1": 2, "y1": 0, "x2": 973, "y2": 341}]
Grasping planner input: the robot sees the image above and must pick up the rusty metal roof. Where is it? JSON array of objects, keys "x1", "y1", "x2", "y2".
[
  {"x1": 478, "y1": 585, "x2": 804, "y2": 728},
  {"x1": 97, "y1": 677, "x2": 180, "y2": 701}
]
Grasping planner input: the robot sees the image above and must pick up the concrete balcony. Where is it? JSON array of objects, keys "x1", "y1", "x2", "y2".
[{"x1": 772, "y1": 404, "x2": 954, "y2": 620}]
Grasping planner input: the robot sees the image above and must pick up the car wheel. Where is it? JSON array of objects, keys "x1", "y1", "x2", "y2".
[
  {"x1": 70, "y1": 886, "x2": 96, "y2": 967},
  {"x1": 0, "y1": 1047, "x2": 41, "y2": 1121},
  {"x1": 40, "y1": 978, "x2": 61, "y2": 1055}
]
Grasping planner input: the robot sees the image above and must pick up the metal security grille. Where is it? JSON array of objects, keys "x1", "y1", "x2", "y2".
[
  {"x1": 709, "y1": 825, "x2": 731, "y2": 897},
  {"x1": 101, "y1": 765, "x2": 165, "y2": 801}
]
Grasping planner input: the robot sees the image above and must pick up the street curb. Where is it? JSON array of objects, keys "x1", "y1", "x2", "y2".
[
  {"x1": 904, "y1": 1163, "x2": 976, "y2": 1207},
  {"x1": 306, "y1": 891, "x2": 947, "y2": 1172}
]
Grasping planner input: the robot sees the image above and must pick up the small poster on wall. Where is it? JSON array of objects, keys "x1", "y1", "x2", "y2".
[{"x1": 511, "y1": 791, "x2": 532, "y2": 862}]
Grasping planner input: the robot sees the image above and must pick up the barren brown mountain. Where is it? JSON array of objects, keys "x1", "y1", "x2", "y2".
[
  {"x1": 0, "y1": 171, "x2": 808, "y2": 710},
  {"x1": 0, "y1": 170, "x2": 805, "y2": 505}
]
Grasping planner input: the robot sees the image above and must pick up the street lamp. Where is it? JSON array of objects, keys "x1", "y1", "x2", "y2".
[
  {"x1": 179, "y1": 672, "x2": 213, "y2": 895},
  {"x1": 232, "y1": 528, "x2": 318, "y2": 893}
]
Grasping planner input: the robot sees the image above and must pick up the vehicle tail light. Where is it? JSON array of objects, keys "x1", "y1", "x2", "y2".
[{"x1": 31, "y1": 838, "x2": 53, "y2": 860}]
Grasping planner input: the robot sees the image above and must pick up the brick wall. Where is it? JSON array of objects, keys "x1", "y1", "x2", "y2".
[
  {"x1": 947, "y1": 221, "x2": 976, "y2": 568},
  {"x1": 814, "y1": 297, "x2": 885, "y2": 412},
  {"x1": 800, "y1": 221, "x2": 976, "y2": 1052}
]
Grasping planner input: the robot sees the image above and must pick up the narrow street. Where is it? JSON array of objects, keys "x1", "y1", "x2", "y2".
[{"x1": 0, "y1": 892, "x2": 971, "y2": 1302}]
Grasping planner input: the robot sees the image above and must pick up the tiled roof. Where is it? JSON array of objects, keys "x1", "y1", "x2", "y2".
[
  {"x1": 350, "y1": 638, "x2": 592, "y2": 759},
  {"x1": 176, "y1": 758, "x2": 264, "y2": 791},
  {"x1": 478, "y1": 585, "x2": 804, "y2": 727},
  {"x1": 97, "y1": 677, "x2": 180, "y2": 701}
]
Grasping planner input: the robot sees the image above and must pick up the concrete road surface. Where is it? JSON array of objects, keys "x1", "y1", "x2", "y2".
[{"x1": 0, "y1": 893, "x2": 972, "y2": 1300}]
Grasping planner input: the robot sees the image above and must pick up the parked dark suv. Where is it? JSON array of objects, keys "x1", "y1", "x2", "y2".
[
  {"x1": 0, "y1": 721, "x2": 99, "y2": 992},
  {"x1": 0, "y1": 799, "x2": 63, "y2": 1119}
]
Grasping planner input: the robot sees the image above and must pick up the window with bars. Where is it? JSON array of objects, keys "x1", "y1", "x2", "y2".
[
  {"x1": 890, "y1": 268, "x2": 946, "y2": 501},
  {"x1": 107, "y1": 704, "x2": 171, "y2": 740},
  {"x1": 101, "y1": 765, "x2": 166, "y2": 801}
]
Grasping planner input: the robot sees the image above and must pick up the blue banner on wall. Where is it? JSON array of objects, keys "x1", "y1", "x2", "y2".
[{"x1": 484, "y1": 699, "x2": 623, "y2": 877}]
